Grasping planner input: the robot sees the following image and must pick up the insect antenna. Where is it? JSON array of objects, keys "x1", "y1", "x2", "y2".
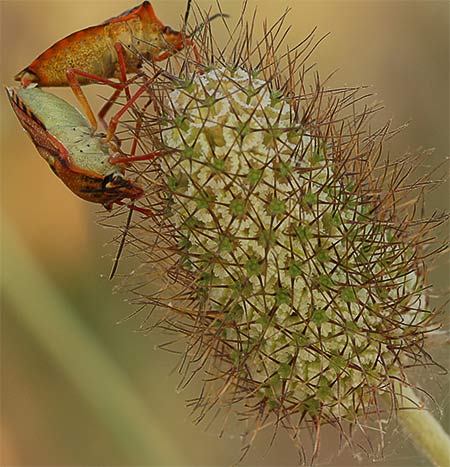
[
  {"x1": 110, "y1": 204, "x2": 135, "y2": 280},
  {"x1": 189, "y1": 13, "x2": 230, "y2": 39}
]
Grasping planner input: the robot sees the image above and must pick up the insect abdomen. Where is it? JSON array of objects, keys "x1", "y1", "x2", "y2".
[{"x1": 15, "y1": 26, "x2": 116, "y2": 86}]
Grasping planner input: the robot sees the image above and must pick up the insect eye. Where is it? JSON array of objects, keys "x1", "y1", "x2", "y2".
[
  {"x1": 112, "y1": 175, "x2": 124, "y2": 183},
  {"x1": 102, "y1": 173, "x2": 124, "y2": 190}
]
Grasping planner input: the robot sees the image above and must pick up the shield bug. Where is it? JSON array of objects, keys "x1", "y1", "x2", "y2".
[
  {"x1": 5, "y1": 85, "x2": 154, "y2": 212},
  {"x1": 14, "y1": 1, "x2": 200, "y2": 130},
  {"x1": 15, "y1": 1, "x2": 197, "y2": 87}
]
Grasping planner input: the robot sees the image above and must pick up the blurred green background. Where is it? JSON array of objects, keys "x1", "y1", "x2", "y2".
[{"x1": 1, "y1": 1, "x2": 448, "y2": 465}]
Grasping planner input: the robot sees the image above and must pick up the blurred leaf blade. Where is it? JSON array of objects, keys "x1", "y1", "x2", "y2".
[{"x1": 1, "y1": 216, "x2": 183, "y2": 466}]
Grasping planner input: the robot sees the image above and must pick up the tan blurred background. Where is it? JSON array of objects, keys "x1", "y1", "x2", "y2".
[{"x1": 1, "y1": 1, "x2": 448, "y2": 465}]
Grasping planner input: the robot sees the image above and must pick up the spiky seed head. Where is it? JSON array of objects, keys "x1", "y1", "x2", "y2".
[
  {"x1": 158, "y1": 65, "x2": 429, "y2": 417},
  {"x1": 117, "y1": 9, "x2": 446, "y2": 461}
]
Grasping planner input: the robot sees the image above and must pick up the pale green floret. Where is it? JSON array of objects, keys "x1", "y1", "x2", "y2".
[{"x1": 160, "y1": 68, "x2": 427, "y2": 420}]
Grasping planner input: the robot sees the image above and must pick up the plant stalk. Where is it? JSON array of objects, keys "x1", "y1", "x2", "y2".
[{"x1": 396, "y1": 382, "x2": 450, "y2": 466}]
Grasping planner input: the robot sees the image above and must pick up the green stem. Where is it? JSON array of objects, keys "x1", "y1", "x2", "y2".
[{"x1": 396, "y1": 382, "x2": 450, "y2": 466}]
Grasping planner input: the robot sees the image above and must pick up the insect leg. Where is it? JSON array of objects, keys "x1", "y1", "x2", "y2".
[
  {"x1": 114, "y1": 201, "x2": 153, "y2": 217},
  {"x1": 115, "y1": 43, "x2": 132, "y2": 101},
  {"x1": 98, "y1": 88, "x2": 122, "y2": 132},
  {"x1": 66, "y1": 69, "x2": 98, "y2": 131},
  {"x1": 109, "y1": 93, "x2": 156, "y2": 217},
  {"x1": 103, "y1": 84, "x2": 147, "y2": 143},
  {"x1": 108, "y1": 93, "x2": 166, "y2": 165},
  {"x1": 103, "y1": 70, "x2": 162, "y2": 143},
  {"x1": 97, "y1": 43, "x2": 137, "y2": 131},
  {"x1": 66, "y1": 57, "x2": 136, "y2": 132}
]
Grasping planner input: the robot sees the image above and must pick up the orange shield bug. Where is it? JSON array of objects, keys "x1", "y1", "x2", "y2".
[
  {"x1": 12, "y1": 1, "x2": 229, "y2": 130},
  {"x1": 15, "y1": 1, "x2": 195, "y2": 88},
  {"x1": 5, "y1": 85, "x2": 150, "y2": 211},
  {"x1": 13, "y1": 1, "x2": 200, "y2": 130}
]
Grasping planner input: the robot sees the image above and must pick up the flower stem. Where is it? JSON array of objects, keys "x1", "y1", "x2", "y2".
[{"x1": 396, "y1": 383, "x2": 450, "y2": 466}]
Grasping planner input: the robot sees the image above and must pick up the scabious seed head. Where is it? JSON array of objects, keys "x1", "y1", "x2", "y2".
[
  {"x1": 157, "y1": 66, "x2": 429, "y2": 419},
  {"x1": 118, "y1": 10, "x2": 446, "y2": 461}
]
